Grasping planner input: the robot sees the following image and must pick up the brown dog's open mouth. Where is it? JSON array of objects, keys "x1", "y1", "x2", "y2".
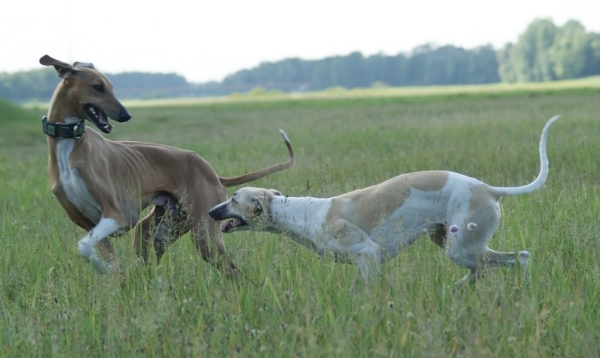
[
  {"x1": 220, "y1": 218, "x2": 247, "y2": 233},
  {"x1": 84, "y1": 104, "x2": 113, "y2": 134}
]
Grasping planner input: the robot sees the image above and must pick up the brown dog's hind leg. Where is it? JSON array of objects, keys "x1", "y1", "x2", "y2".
[
  {"x1": 133, "y1": 193, "x2": 188, "y2": 264},
  {"x1": 189, "y1": 215, "x2": 240, "y2": 278},
  {"x1": 186, "y1": 186, "x2": 241, "y2": 280},
  {"x1": 151, "y1": 193, "x2": 188, "y2": 263},
  {"x1": 133, "y1": 208, "x2": 155, "y2": 263},
  {"x1": 187, "y1": 189, "x2": 240, "y2": 278}
]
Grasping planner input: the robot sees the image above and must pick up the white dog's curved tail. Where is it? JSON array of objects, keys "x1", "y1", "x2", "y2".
[{"x1": 493, "y1": 115, "x2": 560, "y2": 197}]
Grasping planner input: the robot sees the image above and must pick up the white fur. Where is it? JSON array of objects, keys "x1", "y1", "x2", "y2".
[
  {"x1": 77, "y1": 217, "x2": 119, "y2": 272},
  {"x1": 269, "y1": 196, "x2": 332, "y2": 249},
  {"x1": 210, "y1": 116, "x2": 559, "y2": 287},
  {"x1": 57, "y1": 139, "x2": 102, "y2": 224},
  {"x1": 54, "y1": 118, "x2": 112, "y2": 272}
]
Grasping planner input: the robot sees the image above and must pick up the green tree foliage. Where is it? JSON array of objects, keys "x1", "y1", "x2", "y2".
[
  {"x1": 497, "y1": 19, "x2": 600, "y2": 82},
  {"x1": 223, "y1": 45, "x2": 500, "y2": 91},
  {"x1": 3, "y1": 18, "x2": 600, "y2": 102},
  {"x1": 0, "y1": 69, "x2": 60, "y2": 102},
  {"x1": 582, "y1": 33, "x2": 600, "y2": 77},
  {"x1": 552, "y1": 20, "x2": 588, "y2": 79},
  {"x1": 109, "y1": 72, "x2": 190, "y2": 98},
  {"x1": 497, "y1": 44, "x2": 517, "y2": 83},
  {"x1": 0, "y1": 69, "x2": 192, "y2": 102}
]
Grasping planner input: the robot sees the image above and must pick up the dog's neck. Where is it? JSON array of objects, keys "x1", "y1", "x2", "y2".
[
  {"x1": 267, "y1": 196, "x2": 332, "y2": 251},
  {"x1": 46, "y1": 83, "x2": 80, "y2": 124},
  {"x1": 42, "y1": 116, "x2": 85, "y2": 140},
  {"x1": 45, "y1": 85, "x2": 87, "y2": 142}
]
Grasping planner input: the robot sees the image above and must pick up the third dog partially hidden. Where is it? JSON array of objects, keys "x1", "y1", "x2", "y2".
[{"x1": 209, "y1": 116, "x2": 559, "y2": 286}]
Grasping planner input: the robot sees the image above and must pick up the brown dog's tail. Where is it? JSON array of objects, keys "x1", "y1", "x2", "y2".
[{"x1": 218, "y1": 129, "x2": 295, "y2": 187}]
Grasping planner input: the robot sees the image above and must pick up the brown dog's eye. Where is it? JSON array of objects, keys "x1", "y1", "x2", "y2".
[{"x1": 93, "y1": 84, "x2": 106, "y2": 93}]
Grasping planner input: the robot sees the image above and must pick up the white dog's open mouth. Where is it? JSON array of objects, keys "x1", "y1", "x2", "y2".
[{"x1": 220, "y1": 218, "x2": 247, "y2": 233}]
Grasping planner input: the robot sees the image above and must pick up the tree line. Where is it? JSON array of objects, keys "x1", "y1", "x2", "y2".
[
  {"x1": 223, "y1": 18, "x2": 600, "y2": 90},
  {"x1": 222, "y1": 45, "x2": 500, "y2": 91},
  {"x1": 0, "y1": 69, "x2": 193, "y2": 102},
  {"x1": 497, "y1": 19, "x2": 600, "y2": 82},
  {"x1": 1, "y1": 18, "x2": 599, "y2": 103}
]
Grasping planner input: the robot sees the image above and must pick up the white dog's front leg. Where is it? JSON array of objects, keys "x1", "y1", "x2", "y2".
[
  {"x1": 328, "y1": 219, "x2": 382, "y2": 285},
  {"x1": 357, "y1": 253, "x2": 381, "y2": 284},
  {"x1": 77, "y1": 217, "x2": 120, "y2": 273}
]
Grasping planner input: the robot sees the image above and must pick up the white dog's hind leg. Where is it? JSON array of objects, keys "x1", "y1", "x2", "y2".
[
  {"x1": 453, "y1": 249, "x2": 530, "y2": 287},
  {"x1": 454, "y1": 268, "x2": 485, "y2": 287},
  {"x1": 455, "y1": 269, "x2": 473, "y2": 287},
  {"x1": 479, "y1": 248, "x2": 531, "y2": 271},
  {"x1": 77, "y1": 217, "x2": 120, "y2": 273}
]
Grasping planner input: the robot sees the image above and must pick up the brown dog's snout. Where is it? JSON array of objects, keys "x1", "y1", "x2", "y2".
[{"x1": 116, "y1": 108, "x2": 132, "y2": 122}]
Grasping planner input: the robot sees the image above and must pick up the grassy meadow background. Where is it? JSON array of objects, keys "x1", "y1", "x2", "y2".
[{"x1": 1, "y1": 82, "x2": 600, "y2": 357}]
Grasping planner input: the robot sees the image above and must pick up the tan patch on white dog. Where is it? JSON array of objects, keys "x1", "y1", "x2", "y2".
[{"x1": 330, "y1": 171, "x2": 449, "y2": 231}]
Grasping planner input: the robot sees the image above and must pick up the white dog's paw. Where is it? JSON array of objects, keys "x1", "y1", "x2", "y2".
[{"x1": 517, "y1": 251, "x2": 530, "y2": 271}]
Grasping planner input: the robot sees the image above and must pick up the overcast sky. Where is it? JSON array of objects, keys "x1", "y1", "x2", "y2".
[{"x1": 2, "y1": 0, "x2": 599, "y2": 83}]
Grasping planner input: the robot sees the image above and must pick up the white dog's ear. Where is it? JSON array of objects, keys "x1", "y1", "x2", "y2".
[
  {"x1": 252, "y1": 197, "x2": 263, "y2": 213},
  {"x1": 269, "y1": 189, "x2": 282, "y2": 196}
]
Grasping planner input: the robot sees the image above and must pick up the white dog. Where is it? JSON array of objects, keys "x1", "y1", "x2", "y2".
[{"x1": 209, "y1": 116, "x2": 559, "y2": 286}]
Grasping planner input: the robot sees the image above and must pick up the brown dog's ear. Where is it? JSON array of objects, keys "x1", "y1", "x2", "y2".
[
  {"x1": 269, "y1": 189, "x2": 282, "y2": 196},
  {"x1": 73, "y1": 61, "x2": 95, "y2": 69},
  {"x1": 39, "y1": 55, "x2": 78, "y2": 79}
]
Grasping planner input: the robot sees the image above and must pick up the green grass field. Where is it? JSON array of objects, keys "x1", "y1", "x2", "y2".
[{"x1": 2, "y1": 82, "x2": 600, "y2": 357}]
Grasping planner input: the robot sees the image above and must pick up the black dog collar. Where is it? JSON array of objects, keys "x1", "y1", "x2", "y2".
[{"x1": 42, "y1": 116, "x2": 85, "y2": 139}]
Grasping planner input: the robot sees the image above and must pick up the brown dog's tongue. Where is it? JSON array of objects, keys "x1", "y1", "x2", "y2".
[
  {"x1": 95, "y1": 111, "x2": 114, "y2": 133},
  {"x1": 97, "y1": 111, "x2": 110, "y2": 126}
]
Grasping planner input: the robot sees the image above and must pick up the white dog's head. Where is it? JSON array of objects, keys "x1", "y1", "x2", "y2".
[{"x1": 208, "y1": 187, "x2": 282, "y2": 233}]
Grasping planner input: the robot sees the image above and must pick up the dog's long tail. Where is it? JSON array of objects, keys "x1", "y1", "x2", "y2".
[
  {"x1": 493, "y1": 115, "x2": 560, "y2": 197},
  {"x1": 218, "y1": 129, "x2": 295, "y2": 187}
]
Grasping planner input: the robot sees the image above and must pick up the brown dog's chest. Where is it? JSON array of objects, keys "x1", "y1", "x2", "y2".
[{"x1": 51, "y1": 139, "x2": 102, "y2": 226}]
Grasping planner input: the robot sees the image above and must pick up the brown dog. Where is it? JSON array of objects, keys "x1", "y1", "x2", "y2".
[{"x1": 40, "y1": 55, "x2": 294, "y2": 277}]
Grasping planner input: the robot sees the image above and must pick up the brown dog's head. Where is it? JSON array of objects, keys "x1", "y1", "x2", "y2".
[
  {"x1": 40, "y1": 55, "x2": 131, "y2": 134},
  {"x1": 208, "y1": 187, "x2": 283, "y2": 233}
]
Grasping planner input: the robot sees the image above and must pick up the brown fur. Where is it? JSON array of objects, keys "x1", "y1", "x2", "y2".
[
  {"x1": 328, "y1": 171, "x2": 449, "y2": 232},
  {"x1": 41, "y1": 55, "x2": 295, "y2": 277}
]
